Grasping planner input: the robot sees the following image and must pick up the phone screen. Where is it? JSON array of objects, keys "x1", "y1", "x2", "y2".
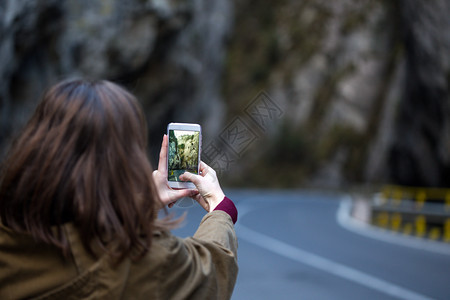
[{"x1": 168, "y1": 129, "x2": 200, "y2": 182}]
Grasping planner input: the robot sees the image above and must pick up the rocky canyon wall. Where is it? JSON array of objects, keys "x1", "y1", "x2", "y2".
[
  {"x1": 222, "y1": 0, "x2": 450, "y2": 188},
  {"x1": 387, "y1": 0, "x2": 450, "y2": 187},
  {"x1": 1, "y1": 0, "x2": 448, "y2": 188},
  {"x1": 0, "y1": 0, "x2": 232, "y2": 160}
]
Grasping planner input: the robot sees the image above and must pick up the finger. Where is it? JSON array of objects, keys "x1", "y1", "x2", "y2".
[
  {"x1": 193, "y1": 194, "x2": 210, "y2": 212},
  {"x1": 200, "y1": 161, "x2": 210, "y2": 169},
  {"x1": 179, "y1": 171, "x2": 201, "y2": 185},
  {"x1": 157, "y1": 134, "x2": 168, "y2": 173},
  {"x1": 199, "y1": 161, "x2": 212, "y2": 176},
  {"x1": 199, "y1": 161, "x2": 209, "y2": 172},
  {"x1": 176, "y1": 189, "x2": 199, "y2": 199},
  {"x1": 152, "y1": 170, "x2": 166, "y2": 186},
  {"x1": 166, "y1": 188, "x2": 198, "y2": 203},
  {"x1": 190, "y1": 193, "x2": 202, "y2": 202},
  {"x1": 157, "y1": 135, "x2": 168, "y2": 173}
]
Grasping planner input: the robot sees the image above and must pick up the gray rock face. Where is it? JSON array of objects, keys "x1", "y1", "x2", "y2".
[
  {"x1": 1, "y1": 0, "x2": 448, "y2": 188},
  {"x1": 0, "y1": 0, "x2": 232, "y2": 155},
  {"x1": 388, "y1": 0, "x2": 450, "y2": 187},
  {"x1": 223, "y1": 0, "x2": 450, "y2": 188}
]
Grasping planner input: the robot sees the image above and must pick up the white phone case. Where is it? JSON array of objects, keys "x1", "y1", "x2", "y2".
[{"x1": 167, "y1": 123, "x2": 202, "y2": 189}]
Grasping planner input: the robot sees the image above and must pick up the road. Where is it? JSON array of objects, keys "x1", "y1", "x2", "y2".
[{"x1": 171, "y1": 189, "x2": 450, "y2": 300}]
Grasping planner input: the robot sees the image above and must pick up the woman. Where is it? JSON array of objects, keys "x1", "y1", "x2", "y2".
[{"x1": 0, "y1": 79, "x2": 238, "y2": 299}]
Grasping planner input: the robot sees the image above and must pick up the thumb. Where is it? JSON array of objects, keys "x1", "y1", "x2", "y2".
[{"x1": 180, "y1": 171, "x2": 202, "y2": 185}]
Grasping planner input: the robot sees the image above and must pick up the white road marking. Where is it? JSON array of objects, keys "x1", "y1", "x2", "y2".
[
  {"x1": 237, "y1": 223, "x2": 434, "y2": 300},
  {"x1": 337, "y1": 196, "x2": 450, "y2": 256}
]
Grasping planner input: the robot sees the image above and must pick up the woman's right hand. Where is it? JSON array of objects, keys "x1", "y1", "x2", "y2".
[{"x1": 179, "y1": 162, "x2": 225, "y2": 212}]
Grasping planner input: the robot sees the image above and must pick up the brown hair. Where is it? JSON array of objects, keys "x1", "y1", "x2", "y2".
[{"x1": 0, "y1": 79, "x2": 163, "y2": 261}]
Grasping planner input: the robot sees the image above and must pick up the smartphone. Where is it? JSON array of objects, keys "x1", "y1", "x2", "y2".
[{"x1": 167, "y1": 123, "x2": 202, "y2": 189}]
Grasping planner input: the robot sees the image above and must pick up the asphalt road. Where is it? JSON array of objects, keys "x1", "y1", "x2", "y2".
[{"x1": 171, "y1": 189, "x2": 450, "y2": 300}]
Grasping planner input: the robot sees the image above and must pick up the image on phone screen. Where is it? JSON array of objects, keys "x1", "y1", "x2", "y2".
[{"x1": 168, "y1": 129, "x2": 200, "y2": 182}]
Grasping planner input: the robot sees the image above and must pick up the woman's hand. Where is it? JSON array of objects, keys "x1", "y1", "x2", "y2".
[
  {"x1": 152, "y1": 135, "x2": 198, "y2": 207},
  {"x1": 179, "y1": 162, "x2": 225, "y2": 212}
]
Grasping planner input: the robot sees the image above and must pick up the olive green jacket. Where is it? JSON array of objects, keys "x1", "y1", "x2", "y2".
[{"x1": 0, "y1": 211, "x2": 238, "y2": 299}]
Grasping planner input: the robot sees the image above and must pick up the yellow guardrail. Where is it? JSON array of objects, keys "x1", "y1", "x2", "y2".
[
  {"x1": 380, "y1": 184, "x2": 450, "y2": 210},
  {"x1": 372, "y1": 185, "x2": 450, "y2": 243}
]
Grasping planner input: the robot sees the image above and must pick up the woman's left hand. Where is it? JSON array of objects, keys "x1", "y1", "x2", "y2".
[{"x1": 152, "y1": 134, "x2": 198, "y2": 207}]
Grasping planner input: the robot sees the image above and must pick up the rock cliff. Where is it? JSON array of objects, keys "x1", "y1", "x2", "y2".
[
  {"x1": 222, "y1": 0, "x2": 450, "y2": 188},
  {"x1": 0, "y1": 0, "x2": 232, "y2": 157},
  {"x1": 1, "y1": 0, "x2": 449, "y2": 188}
]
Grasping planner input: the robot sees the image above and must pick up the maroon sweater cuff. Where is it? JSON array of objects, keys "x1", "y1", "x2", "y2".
[{"x1": 213, "y1": 196, "x2": 238, "y2": 224}]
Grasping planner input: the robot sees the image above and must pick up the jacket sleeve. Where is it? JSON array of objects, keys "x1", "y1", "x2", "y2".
[{"x1": 160, "y1": 211, "x2": 238, "y2": 300}]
